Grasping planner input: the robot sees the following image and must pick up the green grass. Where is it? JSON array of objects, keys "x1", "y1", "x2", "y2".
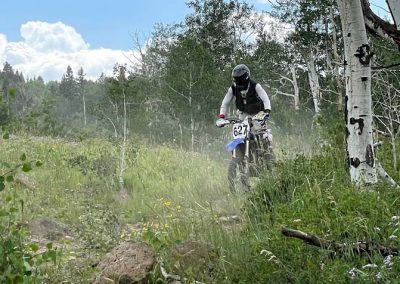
[
  {"x1": 0, "y1": 136, "x2": 241, "y2": 282},
  {"x1": 1, "y1": 135, "x2": 400, "y2": 283}
]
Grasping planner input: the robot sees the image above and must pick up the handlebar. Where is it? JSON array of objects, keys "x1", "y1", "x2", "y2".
[
  {"x1": 215, "y1": 117, "x2": 241, "y2": 127},
  {"x1": 216, "y1": 114, "x2": 269, "y2": 128}
]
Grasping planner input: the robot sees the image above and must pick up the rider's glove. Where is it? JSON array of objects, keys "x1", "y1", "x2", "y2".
[
  {"x1": 216, "y1": 118, "x2": 226, "y2": 128},
  {"x1": 218, "y1": 114, "x2": 225, "y2": 119},
  {"x1": 254, "y1": 111, "x2": 268, "y2": 121}
]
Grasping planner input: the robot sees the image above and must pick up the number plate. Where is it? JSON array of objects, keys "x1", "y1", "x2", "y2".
[{"x1": 232, "y1": 123, "x2": 247, "y2": 139}]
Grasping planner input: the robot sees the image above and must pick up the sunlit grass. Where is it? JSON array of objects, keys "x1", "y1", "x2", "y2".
[
  {"x1": 2, "y1": 134, "x2": 400, "y2": 283},
  {"x1": 120, "y1": 144, "x2": 243, "y2": 222}
]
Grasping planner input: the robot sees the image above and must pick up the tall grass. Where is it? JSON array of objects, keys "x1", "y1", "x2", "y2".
[{"x1": 2, "y1": 133, "x2": 400, "y2": 283}]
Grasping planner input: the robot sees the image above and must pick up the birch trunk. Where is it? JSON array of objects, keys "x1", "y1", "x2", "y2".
[
  {"x1": 189, "y1": 71, "x2": 195, "y2": 152},
  {"x1": 273, "y1": 65, "x2": 300, "y2": 110},
  {"x1": 330, "y1": 7, "x2": 344, "y2": 110},
  {"x1": 82, "y1": 94, "x2": 87, "y2": 126},
  {"x1": 387, "y1": 0, "x2": 400, "y2": 30},
  {"x1": 306, "y1": 51, "x2": 321, "y2": 114},
  {"x1": 337, "y1": 0, "x2": 377, "y2": 184},
  {"x1": 119, "y1": 89, "x2": 127, "y2": 190},
  {"x1": 290, "y1": 65, "x2": 300, "y2": 110}
]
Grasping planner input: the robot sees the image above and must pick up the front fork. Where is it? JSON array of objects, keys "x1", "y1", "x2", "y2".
[
  {"x1": 232, "y1": 133, "x2": 251, "y2": 176},
  {"x1": 244, "y1": 139, "x2": 250, "y2": 176}
]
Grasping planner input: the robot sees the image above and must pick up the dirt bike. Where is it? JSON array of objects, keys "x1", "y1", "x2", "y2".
[{"x1": 216, "y1": 112, "x2": 274, "y2": 193}]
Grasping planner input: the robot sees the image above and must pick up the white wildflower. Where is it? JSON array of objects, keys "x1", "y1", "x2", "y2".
[
  {"x1": 348, "y1": 268, "x2": 358, "y2": 280},
  {"x1": 347, "y1": 268, "x2": 365, "y2": 280},
  {"x1": 362, "y1": 263, "x2": 378, "y2": 269},
  {"x1": 391, "y1": 216, "x2": 400, "y2": 222},
  {"x1": 390, "y1": 216, "x2": 400, "y2": 226},
  {"x1": 383, "y1": 255, "x2": 393, "y2": 267},
  {"x1": 260, "y1": 249, "x2": 279, "y2": 263},
  {"x1": 268, "y1": 255, "x2": 279, "y2": 263},
  {"x1": 375, "y1": 272, "x2": 382, "y2": 280},
  {"x1": 260, "y1": 249, "x2": 273, "y2": 256},
  {"x1": 389, "y1": 235, "x2": 397, "y2": 240}
]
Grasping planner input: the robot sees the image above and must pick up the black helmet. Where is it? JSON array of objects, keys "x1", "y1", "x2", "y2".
[{"x1": 232, "y1": 64, "x2": 250, "y2": 91}]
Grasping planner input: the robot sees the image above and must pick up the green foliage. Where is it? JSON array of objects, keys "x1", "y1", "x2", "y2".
[
  {"x1": 2, "y1": 130, "x2": 400, "y2": 283},
  {"x1": 75, "y1": 202, "x2": 120, "y2": 252},
  {"x1": 1, "y1": 1, "x2": 400, "y2": 282},
  {"x1": 228, "y1": 145, "x2": 400, "y2": 283},
  {"x1": 185, "y1": 0, "x2": 256, "y2": 63},
  {"x1": 65, "y1": 148, "x2": 117, "y2": 177},
  {"x1": 59, "y1": 65, "x2": 77, "y2": 98},
  {"x1": 164, "y1": 36, "x2": 223, "y2": 124},
  {"x1": 0, "y1": 133, "x2": 59, "y2": 283}
]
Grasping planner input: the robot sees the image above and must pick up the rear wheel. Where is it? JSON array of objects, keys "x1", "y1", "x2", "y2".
[
  {"x1": 228, "y1": 157, "x2": 249, "y2": 193},
  {"x1": 265, "y1": 151, "x2": 274, "y2": 170},
  {"x1": 256, "y1": 137, "x2": 274, "y2": 172}
]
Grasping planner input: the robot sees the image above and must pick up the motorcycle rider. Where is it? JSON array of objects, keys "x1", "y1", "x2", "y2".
[
  {"x1": 216, "y1": 63, "x2": 274, "y2": 170},
  {"x1": 217, "y1": 64, "x2": 271, "y2": 121}
]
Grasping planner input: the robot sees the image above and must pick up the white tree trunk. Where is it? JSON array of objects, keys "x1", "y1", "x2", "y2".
[
  {"x1": 189, "y1": 72, "x2": 195, "y2": 152},
  {"x1": 290, "y1": 65, "x2": 300, "y2": 110},
  {"x1": 167, "y1": 71, "x2": 198, "y2": 151},
  {"x1": 306, "y1": 51, "x2": 321, "y2": 114},
  {"x1": 82, "y1": 94, "x2": 87, "y2": 126},
  {"x1": 119, "y1": 89, "x2": 127, "y2": 190},
  {"x1": 272, "y1": 65, "x2": 300, "y2": 110},
  {"x1": 337, "y1": 0, "x2": 377, "y2": 185},
  {"x1": 330, "y1": 7, "x2": 344, "y2": 110},
  {"x1": 387, "y1": 0, "x2": 400, "y2": 30}
]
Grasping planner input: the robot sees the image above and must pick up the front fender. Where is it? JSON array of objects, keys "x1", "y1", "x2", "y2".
[{"x1": 225, "y1": 138, "x2": 245, "y2": 152}]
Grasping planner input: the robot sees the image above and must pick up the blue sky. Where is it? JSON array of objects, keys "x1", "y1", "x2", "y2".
[
  {"x1": 1, "y1": 0, "x2": 272, "y2": 50},
  {"x1": 1, "y1": 0, "x2": 193, "y2": 50},
  {"x1": 0, "y1": 0, "x2": 390, "y2": 81}
]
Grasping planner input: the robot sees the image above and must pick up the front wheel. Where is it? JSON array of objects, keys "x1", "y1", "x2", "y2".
[{"x1": 228, "y1": 157, "x2": 249, "y2": 194}]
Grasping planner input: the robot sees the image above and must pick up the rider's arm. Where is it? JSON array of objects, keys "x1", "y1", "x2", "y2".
[
  {"x1": 219, "y1": 87, "x2": 234, "y2": 117},
  {"x1": 255, "y1": 84, "x2": 271, "y2": 113}
]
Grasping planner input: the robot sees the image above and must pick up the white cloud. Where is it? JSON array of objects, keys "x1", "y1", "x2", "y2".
[
  {"x1": 0, "y1": 21, "x2": 134, "y2": 81},
  {"x1": 0, "y1": 34, "x2": 7, "y2": 62},
  {"x1": 21, "y1": 21, "x2": 89, "y2": 53}
]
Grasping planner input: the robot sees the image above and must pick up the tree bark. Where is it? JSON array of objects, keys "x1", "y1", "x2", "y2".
[
  {"x1": 330, "y1": 7, "x2": 344, "y2": 110},
  {"x1": 306, "y1": 50, "x2": 321, "y2": 114},
  {"x1": 273, "y1": 65, "x2": 300, "y2": 110},
  {"x1": 337, "y1": 0, "x2": 377, "y2": 185},
  {"x1": 290, "y1": 65, "x2": 300, "y2": 110},
  {"x1": 82, "y1": 94, "x2": 87, "y2": 126},
  {"x1": 119, "y1": 89, "x2": 127, "y2": 190},
  {"x1": 387, "y1": 0, "x2": 400, "y2": 30},
  {"x1": 361, "y1": 0, "x2": 400, "y2": 48},
  {"x1": 282, "y1": 227, "x2": 399, "y2": 257}
]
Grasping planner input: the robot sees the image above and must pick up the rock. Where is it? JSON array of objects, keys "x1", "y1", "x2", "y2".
[
  {"x1": 28, "y1": 218, "x2": 72, "y2": 241},
  {"x1": 14, "y1": 173, "x2": 37, "y2": 190},
  {"x1": 95, "y1": 242, "x2": 155, "y2": 284}
]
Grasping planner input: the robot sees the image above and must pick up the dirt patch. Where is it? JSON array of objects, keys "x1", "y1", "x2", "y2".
[
  {"x1": 15, "y1": 173, "x2": 37, "y2": 190},
  {"x1": 28, "y1": 218, "x2": 73, "y2": 241},
  {"x1": 95, "y1": 241, "x2": 155, "y2": 284},
  {"x1": 168, "y1": 240, "x2": 218, "y2": 279}
]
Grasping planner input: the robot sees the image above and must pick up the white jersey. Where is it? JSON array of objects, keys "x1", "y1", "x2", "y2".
[{"x1": 219, "y1": 83, "x2": 271, "y2": 116}]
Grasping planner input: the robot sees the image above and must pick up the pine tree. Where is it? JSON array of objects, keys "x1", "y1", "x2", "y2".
[{"x1": 59, "y1": 65, "x2": 77, "y2": 98}]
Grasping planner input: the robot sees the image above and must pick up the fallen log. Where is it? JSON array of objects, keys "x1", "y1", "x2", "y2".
[{"x1": 282, "y1": 227, "x2": 399, "y2": 257}]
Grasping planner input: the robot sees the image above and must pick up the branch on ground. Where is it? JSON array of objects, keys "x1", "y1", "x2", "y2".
[{"x1": 281, "y1": 227, "x2": 399, "y2": 257}]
